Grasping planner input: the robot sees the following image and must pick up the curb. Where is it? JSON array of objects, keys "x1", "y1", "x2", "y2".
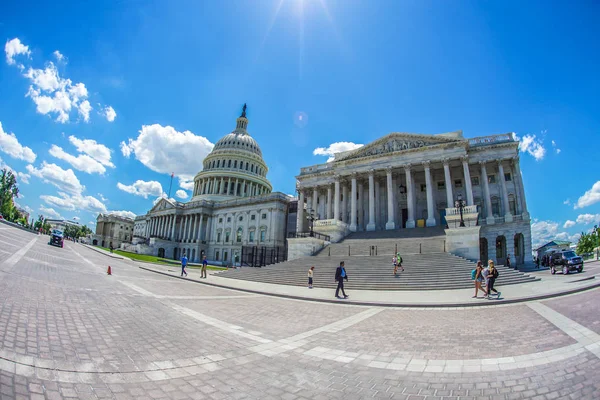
[
  {"x1": 82, "y1": 244, "x2": 128, "y2": 260},
  {"x1": 138, "y1": 266, "x2": 600, "y2": 308}
]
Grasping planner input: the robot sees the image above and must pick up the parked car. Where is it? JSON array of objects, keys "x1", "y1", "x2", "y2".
[
  {"x1": 550, "y1": 250, "x2": 583, "y2": 275},
  {"x1": 49, "y1": 229, "x2": 64, "y2": 248},
  {"x1": 0, "y1": 214, "x2": 3, "y2": 220}
]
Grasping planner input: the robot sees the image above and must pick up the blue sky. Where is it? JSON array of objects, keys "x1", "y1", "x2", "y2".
[{"x1": 0, "y1": 0, "x2": 599, "y2": 247}]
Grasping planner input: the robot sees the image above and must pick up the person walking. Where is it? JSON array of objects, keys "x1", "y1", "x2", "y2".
[
  {"x1": 486, "y1": 260, "x2": 501, "y2": 299},
  {"x1": 392, "y1": 255, "x2": 398, "y2": 276},
  {"x1": 472, "y1": 261, "x2": 487, "y2": 298},
  {"x1": 308, "y1": 266, "x2": 314, "y2": 288},
  {"x1": 396, "y1": 252, "x2": 404, "y2": 272},
  {"x1": 181, "y1": 253, "x2": 188, "y2": 277},
  {"x1": 335, "y1": 261, "x2": 349, "y2": 299},
  {"x1": 201, "y1": 256, "x2": 208, "y2": 278},
  {"x1": 535, "y1": 256, "x2": 540, "y2": 269},
  {"x1": 506, "y1": 254, "x2": 511, "y2": 269}
]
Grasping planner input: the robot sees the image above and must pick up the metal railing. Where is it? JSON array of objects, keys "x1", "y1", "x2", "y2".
[{"x1": 287, "y1": 231, "x2": 331, "y2": 241}]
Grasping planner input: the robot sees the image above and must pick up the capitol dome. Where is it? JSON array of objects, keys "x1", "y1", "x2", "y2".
[{"x1": 191, "y1": 104, "x2": 272, "y2": 201}]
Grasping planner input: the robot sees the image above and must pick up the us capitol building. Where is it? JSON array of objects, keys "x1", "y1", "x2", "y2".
[{"x1": 129, "y1": 106, "x2": 294, "y2": 264}]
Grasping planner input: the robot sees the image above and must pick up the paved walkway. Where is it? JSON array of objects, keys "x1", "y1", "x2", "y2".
[
  {"x1": 1, "y1": 224, "x2": 599, "y2": 399},
  {"x1": 139, "y1": 260, "x2": 600, "y2": 307}
]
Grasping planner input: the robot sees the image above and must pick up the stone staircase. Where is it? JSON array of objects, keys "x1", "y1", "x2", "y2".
[
  {"x1": 316, "y1": 226, "x2": 447, "y2": 257},
  {"x1": 216, "y1": 227, "x2": 539, "y2": 290}
]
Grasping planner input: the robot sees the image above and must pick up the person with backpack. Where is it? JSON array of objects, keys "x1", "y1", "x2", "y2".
[
  {"x1": 486, "y1": 260, "x2": 501, "y2": 299},
  {"x1": 471, "y1": 261, "x2": 487, "y2": 298},
  {"x1": 392, "y1": 255, "x2": 398, "y2": 276},
  {"x1": 334, "y1": 261, "x2": 349, "y2": 299},
  {"x1": 395, "y1": 252, "x2": 404, "y2": 273}
]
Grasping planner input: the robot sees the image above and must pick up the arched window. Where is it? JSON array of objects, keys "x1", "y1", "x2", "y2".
[
  {"x1": 228, "y1": 160, "x2": 232, "y2": 168},
  {"x1": 260, "y1": 229, "x2": 266, "y2": 242},
  {"x1": 234, "y1": 160, "x2": 237, "y2": 168},
  {"x1": 240, "y1": 162, "x2": 243, "y2": 170},
  {"x1": 251, "y1": 165, "x2": 254, "y2": 173},
  {"x1": 236, "y1": 227, "x2": 243, "y2": 243},
  {"x1": 245, "y1": 163, "x2": 249, "y2": 171},
  {"x1": 217, "y1": 160, "x2": 220, "y2": 168}
]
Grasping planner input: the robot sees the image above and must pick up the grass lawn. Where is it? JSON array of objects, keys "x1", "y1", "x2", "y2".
[{"x1": 94, "y1": 246, "x2": 227, "y2": 270}]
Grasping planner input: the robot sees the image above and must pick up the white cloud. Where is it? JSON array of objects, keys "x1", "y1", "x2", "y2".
[
  {"x1": 26, "y1": 162, "x2": 84, "y2": 195},
  {"x1": 563, "y1": 199, "x2": 571, "y2": 206},
  {"x1": 516, "y1": 134, "x2": 546, "y2": 161},
  {"x1": 17, "y1": 172, "x2": 30, "y2": 184},
  {"x1": 0, "y1": 122, "x2": 37, "y2": 162},
  {"x1": 78, "y1": 100, "x2": 92, "y2": 122},
  {"x1": 179, "y1": 178, "x2": 194, "y2": 191},
  {"x1": 531, "y1": 219, "x2": 582, "y2": 249},
  {"x1": 40, "y1": 191, "x2": 107, "y2": 213},
  {"x1": 39, "y1": 205, "x2": 62, "y2": 218},
  {"x1": 53, "y1": 50, "x2": 65, "y2": 62},
  {"x1": 102, "y1": 106, "x2": 117, "y2": 122},
  {"x1": 5, "y1": 38, "x2": 31, "y2": 65},
  {"x1": 49, "y1": 144, "x2": 107, "y2": 174},
  {"x1": 68, "y1": 135, "x2": 114, "y2": 167},
  {"x1": 313, "y1": 141, "x2": 364, "y2": 162},
  {"x1": 574, "y1": 181, "x2": 600, "y2": 209},
  {"x1": 551, "y1": 140, "x2": 561, "y2": 154},
  {"x1": 26, "y1": 85, "x2": 72, "y2": 123},
  {"x1": 117, "y1": 180, "x2": 164, "y2": 199},
  {"x1": 175, "y1": 189, "x2": 188, "y2": 199},
  {"x1": 563, "y1": 220, "x2": 576, "y2": 229},
  {"x1": 576, "y1": 213, "x2": 600, "y2": 225},
  {"x1": 108, "y1": 210, "x2": 136, "y2": 219},
  {"x1": 120, "y1": 124, "x2": 214, "y2": 183},
  {"x1": 88, "y1": 221, "x2": 96, "y2": 226}
]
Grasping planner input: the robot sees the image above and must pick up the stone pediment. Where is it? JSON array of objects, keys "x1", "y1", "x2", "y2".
[
  {"x1": 335, "y1": 131, "x2": 465, "y2": 162},
  {"x1": 149, "y1": 198, "x2": 177, "y2": 213}
]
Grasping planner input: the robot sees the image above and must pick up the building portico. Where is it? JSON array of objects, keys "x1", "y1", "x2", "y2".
[{"x1": 295, "y1": 130, "x2": 533, "y2": 265}]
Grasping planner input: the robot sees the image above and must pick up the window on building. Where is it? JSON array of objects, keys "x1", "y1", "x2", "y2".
[
  {"x1": 504, "y1": 173, "x2": 512, "y2": 181},
  {"x1": 225, "y1": 232, "x2": 230, "y2": 242},
  {"x1": 491, "y1": 196, "x2": 500, "y2": 216},
  {"x1": 251, "y1": 215, "x2": 256, "y2": 220},
  {"x1": 239, "y1": 216, "x2": 243, "y2": 221},
  {"x1": 262, "y1": 213, "x2": 267, "y2": 219},
  {"x1": 236, "y1": 227, "x2": 242, "y2": 243},
  {"x1": 249, "y1": 231, "x2": 255, "y2": 242},
  {"x1": 228, "y1": 160, "x2": 232, "y2": 168},
  {"x1": 488, "y1": 175, "x2": 496, "y2": 184},
  {"x1": 509, "y1": 194, "x2": 517, "y2": 215},
  {"x1": 260, "y1": 230, "x2": 266, "y2": 242},
  {"x1": 471, "y1": 176, "x2": 480, "y2": 186},
  {"x1": 234, "y1": 160, "x2": 237, "y2": 168},
  {"x1": 251, "y1": 165, "x2": 254, "y2": 173},
  {"x1": 218, "y1": 218, "x2": 223, "y2": 223},
  {"x1": 437, "y1": 181, "x2": 445, "y2": 190},
  {"x1": 217, "y1": 232, "x2": 221, "y2": 242},
  {"x1": 454, "y1": 179, "x2": 463, "y2": 188},
  {"x1": 224, "y1": 251, "x2": 228, "y2": 261},
  {"x1": 420, "y1": 184, "x2": 427, "y2": 192},
  {"x1": 245, "y1": 163, "x2": 249, "y2": 171},
  {"x1": 215, "y1": 251, "x2": 220, "y2": 261},
  {"x1": 227, "y1": 217, "x2": 231, "y2": 222}
]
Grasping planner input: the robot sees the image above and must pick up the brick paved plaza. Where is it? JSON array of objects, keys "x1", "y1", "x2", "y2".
[{"x1": 1, "y1": 224, "x2": 599, "y2": 400}]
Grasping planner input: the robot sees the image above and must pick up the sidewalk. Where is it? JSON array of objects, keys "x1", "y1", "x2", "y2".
[{"x1": 138, "y1": 262, "x2": 600, "y2": 308}]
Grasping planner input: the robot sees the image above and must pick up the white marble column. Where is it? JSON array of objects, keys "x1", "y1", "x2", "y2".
[
  {"x1": 385, "y1": 167, "x2": 395, "y2": 230},
  {"x1": 192, "y1": 214, "x2": 199, "y2": 241},
  {"x1": 480, "y1": 161, "x2": 495, "y2": 225},
  {"x1": 326, "y1": 185, "x2": 332, "y2": 219},
  {"x1": 342, "y1": 183, "x2": 348, "y2": 223},
  {"x1": 350, "y1": 174, "x2": 357, "y2": 232},
  {"x1": 178, "y1": 216, "x2": 183, "y2": 241},
  {"x1": 312, "y1": 188, "x2": 318, "y2": 219},
  {"x1": 358, "y1": 180, "x2": 364, "y2": 230},
  {"x1": 333, "y1": 178, "x2": 340, "y2": 221},
  {"x1": 374, "y1": 178, "x2": 381, "y2": 229},
  {"x1": 297, "y1": 190, "x2": 305, "y2": 233},
  {"x1": 443, "y1": 159, "x2": 454, "y2": 207},
  {"x1": 405, "y1": 165, "x2": 416, "y2": 228},
  {"x1": 182, "y1": 215, "x2": 189, "y2": 241},
  {"x1": 512, "y1": 157, "x2": 529, "y2": 218},
  {"x1": 367, "y1": 170, "x2": 376, "y2": 231},
  {"x1": 497, "y1": 160, "x2": 513, "y2": 222},
  {"x1": 462, "y1": 156, "x2": 474, "y2": 206},
  {"x1": 171, "y1": 214, "x2": 176, "y2": 240},
  {"x1": 423, "y1": 162, "x2": 436, "y2": 227}
]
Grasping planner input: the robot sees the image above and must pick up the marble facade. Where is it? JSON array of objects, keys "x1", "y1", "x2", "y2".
[{"x1": 296, "y1": 130, "x2": 533, "y2": 265}]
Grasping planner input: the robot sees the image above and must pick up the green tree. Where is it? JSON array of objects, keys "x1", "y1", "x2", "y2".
[
  {"x1": 0, "y1": 168, "x2": 19, "y2": 220},
  {"x1": 576, "y1": 225, "x2": 600, "y2": 258}
]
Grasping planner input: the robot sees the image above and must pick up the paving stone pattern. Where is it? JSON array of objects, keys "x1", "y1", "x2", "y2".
[{"x1": 0, "y1": 224, "x2": 599, "y2": 399}]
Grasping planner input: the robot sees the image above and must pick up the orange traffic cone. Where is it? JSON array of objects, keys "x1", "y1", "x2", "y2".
[{"x1": 107, "y1": 266, "x2": 112, "y2": 275}]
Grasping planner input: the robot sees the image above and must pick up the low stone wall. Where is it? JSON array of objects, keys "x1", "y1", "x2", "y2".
[
  {"x1": 444, "y1": 226, "x2": 481, "y2": 261},
  {"x1": 287, "y1": 237, "x2": 327, "y2": 260},
  {"x1": 312, "y1": 219, "x2": 350, "y2": 243},
  {"x1": 0, "y1": 219, "x2": 38, "y2": 235}
]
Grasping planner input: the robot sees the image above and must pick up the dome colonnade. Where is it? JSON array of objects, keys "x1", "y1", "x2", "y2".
[{"x1": 191, "y1": 107, "x2": 272, "y2": 201}]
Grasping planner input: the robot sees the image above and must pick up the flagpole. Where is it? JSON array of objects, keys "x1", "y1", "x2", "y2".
[{"x1": 168, "y1": 173, "x2": 174, "y2": 198}]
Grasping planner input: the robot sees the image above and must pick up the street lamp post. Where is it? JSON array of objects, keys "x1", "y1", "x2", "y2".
[
  {"x1": 455, "y1": 193, "x2": 466, "y2": 228},
  {"x1": 306, "y1": 208, "x2": 317, "y2": 237}
]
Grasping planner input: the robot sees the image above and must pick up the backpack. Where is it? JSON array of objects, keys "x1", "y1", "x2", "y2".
[
  {"x1": 471, "y1": 269, "x2": 477, "y2": 280},
  {"x1": 492, "y1": 268, "x2": 499, "y2": 279}
]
